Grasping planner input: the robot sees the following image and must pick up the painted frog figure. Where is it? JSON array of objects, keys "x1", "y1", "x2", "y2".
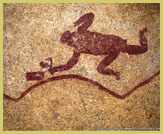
[
  {"x1": 27, "y1": 12, "x2": 148, "y2": 81},
  {"x1": 49, "y1": 12, "x2": 148, "y2": 80}
]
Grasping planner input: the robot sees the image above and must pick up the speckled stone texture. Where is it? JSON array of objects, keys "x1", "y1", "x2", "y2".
[{"x1": 3, "y1": 3, "x2": 160, "y2": 130}]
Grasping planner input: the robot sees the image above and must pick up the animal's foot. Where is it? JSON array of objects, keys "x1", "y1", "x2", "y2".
[
  {"x1": 140, "y1": 27, "x2": 147, "y2": 35},
  {"x1": 115, "y1": 72, "x2": 120, "y2": 80},
  {"x1": 40, "y1": 57, "x2": 52, "y2": 72}
]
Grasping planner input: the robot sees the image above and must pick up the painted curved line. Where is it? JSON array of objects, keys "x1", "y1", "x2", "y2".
[{"x1": 3, "y1": 70, "x2": 160, "y2": 102}]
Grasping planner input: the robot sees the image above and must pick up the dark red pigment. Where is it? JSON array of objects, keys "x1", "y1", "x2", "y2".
[
  {"x1": 3, "y1": 71, "x2": 160, "y2": 102},
  {"x1": 51, "y1": 12, "x2": 148, "y2": 80},
  {"x1": 3, "y1": 12, "x2": 159, "y2": 102},
  {"x1": 39, "y1": 57, "x2": 52, "y2": 70},
  {"x1": 26, "y1": 72, "x2": 44, "y2": 81}
]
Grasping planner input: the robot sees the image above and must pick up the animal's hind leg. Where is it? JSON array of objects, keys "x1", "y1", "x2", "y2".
[
  {"x1": 125, "y1": 28, "x2": 148, "y2": 55},
  {"x1": 97, "y1": 52, "x2": 120, "y2": 80}
]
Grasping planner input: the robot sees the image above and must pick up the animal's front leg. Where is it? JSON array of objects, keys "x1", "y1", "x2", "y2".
[
  {"x1": 97, "y1": 52, "x2": 120, "y2": 80},
  {"x1": 74, "y1": 12, "x2": 94, "y2": 32},
  {"x1": 49, "y1": 51, "x2": 80, "y2": 74}
]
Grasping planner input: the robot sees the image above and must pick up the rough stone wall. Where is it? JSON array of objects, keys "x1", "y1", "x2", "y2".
[{"x1": 3, "y1": 3, "x2": 160, "y2": 130}]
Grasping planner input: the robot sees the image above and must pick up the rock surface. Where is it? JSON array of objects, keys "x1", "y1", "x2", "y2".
[{"x1": 3, "y1": 3, "x2": 160, "y2": 130}]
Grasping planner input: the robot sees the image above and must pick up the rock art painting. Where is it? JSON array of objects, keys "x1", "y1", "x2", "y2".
[
  {"x1": 4, "y1": 12, "x2": 160, "y2": 101},
  {"x1": 3, "y1": 3, "x2": 160, "y2": 131}
]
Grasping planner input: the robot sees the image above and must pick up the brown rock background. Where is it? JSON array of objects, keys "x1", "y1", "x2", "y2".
[{"x1": 3, "y1": 3, "x2": 160, "y2": 130}]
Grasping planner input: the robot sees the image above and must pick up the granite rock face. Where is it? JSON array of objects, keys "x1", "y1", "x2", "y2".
[{"x1": 3, "y1": 3, "x2": 160, "y2": 130}]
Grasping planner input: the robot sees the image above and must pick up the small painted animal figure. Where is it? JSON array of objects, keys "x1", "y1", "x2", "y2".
[
  {"x1": 49, "y1": 12, "x2": 148, "y2": 80},
  {"x1": 5, "y1": 12, "x2": 159, "y2": 102}
]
